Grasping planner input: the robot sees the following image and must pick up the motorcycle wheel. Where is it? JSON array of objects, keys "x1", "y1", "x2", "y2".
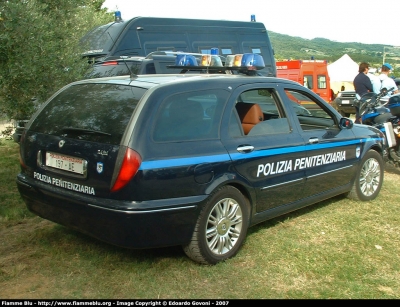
[{"x1": 347, "y1": 150, "x2": 384, "y2": 201}]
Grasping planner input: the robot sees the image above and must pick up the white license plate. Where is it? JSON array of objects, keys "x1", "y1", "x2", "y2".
[
  {"x1": 46, "y1": 152, "x2": 86, "y2": 175},
  {"x1": 341, "y1": 100, "x2": 350, "y2": 104}
]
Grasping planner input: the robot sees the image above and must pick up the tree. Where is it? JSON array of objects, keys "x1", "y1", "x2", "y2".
[{"x1": 0, "y1": 0, "x2": 112, "y2": 120}]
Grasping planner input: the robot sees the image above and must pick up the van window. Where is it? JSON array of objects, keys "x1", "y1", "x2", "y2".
[
  {"x1": 318, "y1": 75, "x2": 327, "y2": 89},
  {"x1": 199, "y1": 47, "x2": 234, "y2": 55},
  {"x1": 81, "y1": 22, "x2": 127, "y2": 54},
  {"x1": 303, "y1": 75, "x2": 313, "y2": 89},
  {"x1": 221, "y1": 48, "x2": 233, "y2": 55}
]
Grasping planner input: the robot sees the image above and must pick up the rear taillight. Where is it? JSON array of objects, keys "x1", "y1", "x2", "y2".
[
  {"x1": 19, "y1": 133, "x2": 27, "y2": 169},
  {"x1": 19, "y1": 151, "x2": 27, "y2": 169},
  {"x1": 111, "y1": 148, "x2": 141, "y2": 192}
]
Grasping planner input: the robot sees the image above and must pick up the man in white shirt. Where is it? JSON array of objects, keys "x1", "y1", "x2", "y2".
[
  {"x1": 379, "y1": 63, "x2": 399, "y2": 102},
  {"x1": 367, "y1": 68, "x2": 381, "y2": 94}
]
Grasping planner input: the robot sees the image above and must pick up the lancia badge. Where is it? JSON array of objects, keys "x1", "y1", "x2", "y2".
[
  {"x1": 97, "y1": 162, "x2": 104, "y2": 174},
  {"x1": 356, "y1": 146, "x2": 361, "y2": 158},
  {"x1": 58, "y1": 140, "x2": 65, "y2": 148}
]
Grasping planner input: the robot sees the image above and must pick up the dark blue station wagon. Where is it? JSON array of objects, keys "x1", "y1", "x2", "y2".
[{"x1": 16, "y1": 73, "x2": 386, "y2": 264}]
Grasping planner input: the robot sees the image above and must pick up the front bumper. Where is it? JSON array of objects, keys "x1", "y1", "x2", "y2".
[
  {"x1": 16, "y1": 173, "x2": 203, "y2": 249},
  {"x1": 337, "y1": 104, "x2": 356, "y2": 114}
]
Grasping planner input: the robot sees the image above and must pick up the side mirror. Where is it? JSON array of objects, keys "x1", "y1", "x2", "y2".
[{"x1": 339, "y1": 117, "x2": 353, "y2": 129}]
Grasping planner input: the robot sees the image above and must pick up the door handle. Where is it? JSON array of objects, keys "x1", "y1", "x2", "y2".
[
  {"x1": 237, "y1": 145, "x2": 254, "y2": 153},
  {"x1": 309, "y1": 137, "x2": 319, "y2": 144}
]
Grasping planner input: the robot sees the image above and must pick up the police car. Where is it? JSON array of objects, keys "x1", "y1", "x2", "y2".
[{"x1": 16, "y1": 53, "x2": 386, "y2": 265}]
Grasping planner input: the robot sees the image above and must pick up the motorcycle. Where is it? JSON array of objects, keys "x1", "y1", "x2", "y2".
[{"x1": 356, "y1": 87, "x2": 400, "y2": 168}]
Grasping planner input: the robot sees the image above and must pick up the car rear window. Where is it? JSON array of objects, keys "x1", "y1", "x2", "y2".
[{"x1": 29, "y1": 83, "x2": 147, "y2": 145}]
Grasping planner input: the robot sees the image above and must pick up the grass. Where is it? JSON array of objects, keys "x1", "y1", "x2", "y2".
[{"x1": 1, "y1": 139, "x2": 400, "y2": 299}]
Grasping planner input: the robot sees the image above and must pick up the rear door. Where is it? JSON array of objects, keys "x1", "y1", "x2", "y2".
[
  {"x1": 220, "y1": 82, "x2": 307, "y2": 214},
  {"x1": 22, "y1": 82, "x2": 148, "y2": 198}
]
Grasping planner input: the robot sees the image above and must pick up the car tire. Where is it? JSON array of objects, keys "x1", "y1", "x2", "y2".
[
  {"x1": 183, "y1": 185, "x2": 250, "y2": 265},
  {"x1": 347, "y1": 150, "x2": 384, "y2": 201}
]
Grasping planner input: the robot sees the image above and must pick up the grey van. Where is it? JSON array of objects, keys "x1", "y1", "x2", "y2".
[{"x1": 81, "y1": 14, "x2": 277, "y2": 77}]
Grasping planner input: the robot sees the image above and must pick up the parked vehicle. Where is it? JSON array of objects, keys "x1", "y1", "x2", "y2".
[
  {"x1": 395, "y1": 78, "x2": 400, "y2": 90},
  {"x1": 331, "y1": 79, "x2": 400, "y2": 118},
  {"x1": 331, "y1": 90, "x2": 357, "y2": 117},
  {"x1": 81, "y1": 13, "x2": 276, "y2": 77},
  {"x1": 16, "y1": 53, "x2": 386, "y2": 265},
  {"x1": 13, "y1": 14, "x2": 277, "y2": 144},
  {"x1": 357, "y1": 87, "x2": 400, "y2": 168},
  {"x1": 276, "y1": 59, "x2": 332, "y2": 102}
]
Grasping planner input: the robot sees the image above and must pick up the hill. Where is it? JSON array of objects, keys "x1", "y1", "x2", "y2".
[{"x1": 269, "y1": 31, "x2": 400, "y2": 70}]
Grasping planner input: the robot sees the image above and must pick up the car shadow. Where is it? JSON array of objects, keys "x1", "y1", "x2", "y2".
[{"x1": 385, "y1": 163, "x2": 400, "y2": 175}]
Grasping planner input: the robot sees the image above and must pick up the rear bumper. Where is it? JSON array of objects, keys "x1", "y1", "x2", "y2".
[
  {"x1": 16, "y1": 173, "x2": 203, "y2": 249},
  {"x1": 12, "y1": 128, "x2": 22, "y2": 143}
]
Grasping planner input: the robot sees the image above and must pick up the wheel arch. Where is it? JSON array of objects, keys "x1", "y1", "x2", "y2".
[{"x1": 203, "y1": 172, "x2": 256, "y2": 214}]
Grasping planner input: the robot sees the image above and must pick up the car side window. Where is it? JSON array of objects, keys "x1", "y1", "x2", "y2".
[
  {"x1": 230, "y1": 88, "x2": 291, "y2": 137},
  {"x1": 153, "y1": 90, "x2": 228, "y2": 142},
  {"x1": 283, "y1": 89, "x2": 336, "y2": 131}
]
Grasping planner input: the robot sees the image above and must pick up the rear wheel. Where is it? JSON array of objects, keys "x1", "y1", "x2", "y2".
[
  {"x1": 347, "y1": 150, "x2": 384, "y2": 201},
  {"x1": 183, "y1": 186, "x2": 250, "y2": 265}
]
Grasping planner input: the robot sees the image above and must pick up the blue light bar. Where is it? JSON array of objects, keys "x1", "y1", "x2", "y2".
[
  {"x1": 241, "y1": 53, "x2": 265, "y2": 70},
  {"x1": 114, "y1": 11, "x2": 122, "y2": 22},
  {"x1": 175, "y1": 54, "x2": 198, "y2": 66}
]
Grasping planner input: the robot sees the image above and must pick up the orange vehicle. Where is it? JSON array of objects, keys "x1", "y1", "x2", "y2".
[{"x1": 276, "y1": 59, "x2": 333, "y2": 102}]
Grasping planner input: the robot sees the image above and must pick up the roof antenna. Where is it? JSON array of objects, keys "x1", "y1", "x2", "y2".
[
  {"x1": 120, "y1": 56, "x2": 135, "y2": 77},
  {"x1": 106, "y1": 32, "x2": 134, "y2": 78}
]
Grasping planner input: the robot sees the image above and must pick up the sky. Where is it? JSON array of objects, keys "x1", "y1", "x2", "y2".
[{"x1": 102, "y1": 0, "x2": 399, "y2": 46}]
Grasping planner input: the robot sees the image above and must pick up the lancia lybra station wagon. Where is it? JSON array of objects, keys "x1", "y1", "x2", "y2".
[{"x1": 16, "y1": 53, "x2": 386, "y2": 265}]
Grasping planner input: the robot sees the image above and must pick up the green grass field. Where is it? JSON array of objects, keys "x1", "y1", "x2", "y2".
[{"x1": 1, "y1": 139, "x2": 399, "y2": 299}]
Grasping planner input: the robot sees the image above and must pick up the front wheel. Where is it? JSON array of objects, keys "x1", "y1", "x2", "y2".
[
  {"x1": 183, "y1": 186, "x2": 250, "y2": 265},
  {"x1": 347, "y1": 150, "x2": 384, "y2": 201}
]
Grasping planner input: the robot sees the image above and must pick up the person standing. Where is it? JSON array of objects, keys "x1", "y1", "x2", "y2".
[
  {"x1": 353, "y1": 62, "x2": 373, "y2": 123},
  {"x1": 367, "y1": 68, "x2": 381, "y2": 94},
  {"x1": 379, "y1": 63, "x2": 399, "y2": 102}
]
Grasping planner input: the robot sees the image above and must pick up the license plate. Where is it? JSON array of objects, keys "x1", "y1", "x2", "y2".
[
  {"x1": 46, "y1": 152, "x2": 86, "y2": 175},
  {"x1": 342, "y1": 100, "x2": 350, "y2": 104}
]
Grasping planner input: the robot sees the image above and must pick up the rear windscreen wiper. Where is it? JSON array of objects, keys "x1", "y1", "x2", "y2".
[{"x1": 61, "y1": 127, "x2": 111, "y2": 136}]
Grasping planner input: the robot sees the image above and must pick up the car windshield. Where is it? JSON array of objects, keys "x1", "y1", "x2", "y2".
[{"x1": 81, "y1": 22, "x2": 128, "y2": 56}]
